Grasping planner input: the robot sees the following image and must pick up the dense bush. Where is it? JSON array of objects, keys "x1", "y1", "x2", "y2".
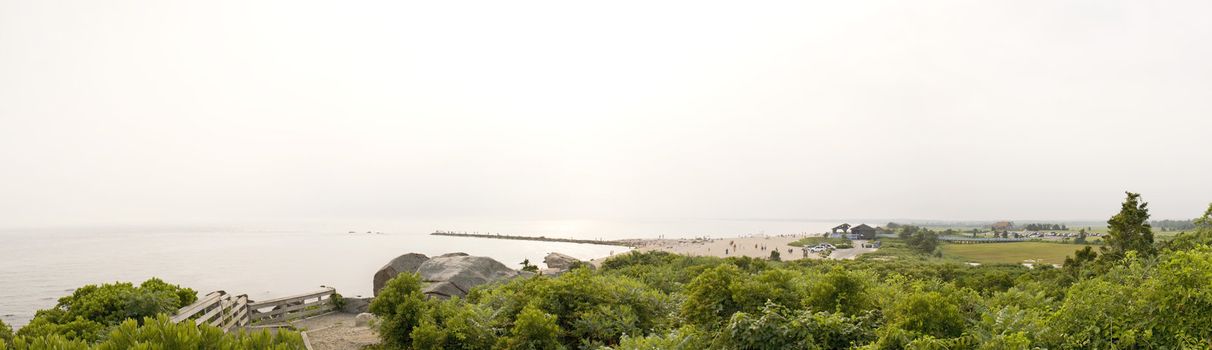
[
  {"x1": 472, "y1": 268, "x2": 671, "y2": 348},
  {"x1": 1, "y1": 315, "x2": 303, "y2": 350},
  {"x1": 369, "y1": 272, "x2": 427, "y2": 348},
  {"x1": 376, "y1": 250, "x2": 1212, "y2": 349},
  {"x1": 497, "y1": 304, "x2": 564, "y2": 350},
  {"x1": 717, "y1": 303, "x2": 876, "y2": 350},
  {"x1": 0, "y1": 320, "x2": 12, "y2": 345},
  {"x1": 409, "y1": 298, "x2": 497, "y2": 350},
  {"x1": 16, "y1": 278, "x2": 196, "y2": 343},
  {"x1": 376, "y1": 244, "x2": 1212, "y2": 349}
]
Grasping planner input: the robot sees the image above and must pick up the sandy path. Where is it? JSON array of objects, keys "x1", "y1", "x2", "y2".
[{"x1": 293, "y1": 313, "x2": 379, "y2": 350}]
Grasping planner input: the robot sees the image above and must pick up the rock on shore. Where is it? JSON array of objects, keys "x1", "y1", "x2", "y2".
[
  {"x1": 373, "y1": 253, "x2": 430, "y2": 296},
  {"x1": 372, "y1": 252, "x2": 520, "y2": 299}
]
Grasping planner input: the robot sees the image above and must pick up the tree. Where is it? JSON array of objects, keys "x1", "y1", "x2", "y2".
[
  {"x1": 905, "y1": 230, "x2": 939, "y2": 254},
  {"x1": 1103, "y1": 192, "x2": 1156, "y2": 259},
  {"x1": 1063, "y1": 246, "x2": 1099, "y2": 276},
  {"x1": 1194, "y1": 204, "x2": 1212, "y2": 230},
  {"x1": 1075, "y1": 228, "x2": 1088, "y2": 244},
  {"x1": 768, "y1": 250, "x2": 781, "y2": 261}
]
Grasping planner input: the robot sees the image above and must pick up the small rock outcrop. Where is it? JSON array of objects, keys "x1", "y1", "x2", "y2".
[
  {"x1": 543, "y1": 252, "x2": 580, "y2": 271},
  {"x1": 373, "y1": 253, "x2": 430, "y2": 296},
  {"x1": 416, "y1": 255, "x2": 519, "y2": 299}
]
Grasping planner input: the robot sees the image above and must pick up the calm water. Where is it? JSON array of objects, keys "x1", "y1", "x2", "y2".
[{"x1": 0, "y1": 219, "x2": 838, "y2": 328}]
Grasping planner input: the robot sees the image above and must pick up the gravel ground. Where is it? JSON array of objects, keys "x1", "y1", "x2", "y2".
[{"x1": 293, "y1": 313, "x2": 380, "y2": 350}]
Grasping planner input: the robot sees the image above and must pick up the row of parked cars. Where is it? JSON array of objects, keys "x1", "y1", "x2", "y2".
[{"x1": 807, "y1": 243, "x2": 836, "y2": 253}]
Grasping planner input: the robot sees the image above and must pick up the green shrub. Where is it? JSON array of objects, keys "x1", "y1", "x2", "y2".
[
  {"x1": 679, "y1": 264, "x2": 744, "y2": 327},
  {"x1": 0, "y1": 319, "x2": 12, "y2": 345},
  {"x1": 1, "y1": 315, "x2": 302, "y2": 350},
  {"x1": 496, "y1": 304, "x2": 564, "y2": 350},
  {"x1": 804, "y1": 266, "x2": 876, "y2": 315},
  {"x1": 470, "y1": 268, "x2": 671, "y2": 347},
  {"x1": 409, "y1": 298, "x2": 496, "y2": 350},
  {"x1": 717, "y1": 303, "x2": 876, "y2": 350},
  {"x1": 610, "y1": 327, "x2": 707, "y2": 350},
  {"x1": 16, "y1": 278, "x2": 196, "y2": 343},
  {"x1": 329, "y1": 293, "x2": 346, "y2": 310},
  {"x1": 368, "y1": 273, "x2": 426, "y2": 348},
  {"x1": 0, "y1": 334, "x2": 91, "y2": 350}
]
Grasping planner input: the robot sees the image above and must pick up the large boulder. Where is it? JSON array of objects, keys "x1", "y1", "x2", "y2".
[
  {"x1": 543, "y1": 252, "x2": 580, "y2": 271},
  {"x1": 415, "y1": 255, "x2": 519, "y2": 298},
  {"x1": 421, "y1": 281, "x2": 466, "y2": 299},
  {"x1": 373, "y1": 253, "x2": 430, "y2": 296}
]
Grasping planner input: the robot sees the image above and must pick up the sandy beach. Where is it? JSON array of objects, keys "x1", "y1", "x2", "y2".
[{"x1": 605, "y1": 234, "x2": 879, "y2": 262}]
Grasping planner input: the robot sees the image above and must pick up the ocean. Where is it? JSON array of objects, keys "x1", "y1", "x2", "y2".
[{"x1": 0, "y1": 219, "x2": 840, "y2": 328}]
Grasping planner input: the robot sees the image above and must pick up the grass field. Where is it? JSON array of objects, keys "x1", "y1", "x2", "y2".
[
  {"x1": 788, "y1": 237, "x2": 852, "y2": 247},
  {"x1": 942, "y1": 242, "x2": 1092, "y2": 265}
]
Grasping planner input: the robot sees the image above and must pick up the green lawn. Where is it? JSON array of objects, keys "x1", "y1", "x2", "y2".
[
  {"x1": 942, "y1": 242, "x2": 1092, "y2": 265},
  {"x1": 788, "y1": 237, "x2": 852, "y2": 247}
]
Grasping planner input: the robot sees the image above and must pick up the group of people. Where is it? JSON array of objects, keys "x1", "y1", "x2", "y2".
[{"x1": 718, "y1": 240, "x2": 792, "y2": 256}]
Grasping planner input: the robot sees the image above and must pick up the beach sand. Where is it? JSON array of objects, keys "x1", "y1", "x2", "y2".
[{"x1": 594, "y1": 235, "x2": 878, "y2": 262}]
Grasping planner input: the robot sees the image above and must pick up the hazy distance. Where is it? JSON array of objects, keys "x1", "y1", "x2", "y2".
[{"x1": 2, "y1": 0, "x2": 1210, "y2": 228}]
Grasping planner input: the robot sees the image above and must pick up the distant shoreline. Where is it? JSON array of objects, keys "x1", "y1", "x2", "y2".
[{"x1": 431, "y1": 231, "x2": 880, "y2": 262}]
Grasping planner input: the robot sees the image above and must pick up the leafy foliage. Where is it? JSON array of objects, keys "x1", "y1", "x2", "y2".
[
  {"x1": 0, "y1": 320, "x2": 12, "y2": 345},
  {"x1": 15, "y1": 278, "x2": 196, "y2": 343},
  {"x1": 2, "y1": 316, "x2": 302, "y2": 350},
  {"x1": 717, "y1": 302, "x2": 876, "y2": 350},
  {"x1": 369, "y1": 272, "x2": 427, "y2": 348},
  {"x1": 410, "y1": 297, "x2": 497, "y2": 350},
  {"x1": 496, "y1": 304, "x2": 564, "y2": 350}
]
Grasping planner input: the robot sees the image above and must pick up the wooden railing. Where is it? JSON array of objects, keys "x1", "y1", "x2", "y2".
[
  {"x1": 171, "y1": 287, "x2": 338, "y2": 332},
  {"x1": 247, "y1": 287, "x2": 338, "y2": 324},
  {"x1": 169, "y1": 291, "x2": 250, "y2": 332}
]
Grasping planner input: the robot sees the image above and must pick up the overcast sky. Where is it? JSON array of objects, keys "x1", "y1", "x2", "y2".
[{"x1": 1, "y1": 0, "x2": 1210, "y2": 227}]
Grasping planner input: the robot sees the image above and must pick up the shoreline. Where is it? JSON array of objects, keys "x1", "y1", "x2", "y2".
[{"x1": 432, "y1": 231, "x2": 879, "y2": 262}]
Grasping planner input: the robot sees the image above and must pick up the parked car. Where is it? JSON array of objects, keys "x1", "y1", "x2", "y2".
[{"x1": 809, "y1": 243, "x2": 836, "y2": 252}]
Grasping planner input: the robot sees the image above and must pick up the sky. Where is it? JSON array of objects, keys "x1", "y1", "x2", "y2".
[{"x1": 1, "y1": 0, "x2": 1210, "y2": 228}]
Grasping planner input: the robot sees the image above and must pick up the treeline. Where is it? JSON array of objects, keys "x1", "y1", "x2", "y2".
[{"x1": 1152, "y1": 219, "x2": 1196, "y2": 232}]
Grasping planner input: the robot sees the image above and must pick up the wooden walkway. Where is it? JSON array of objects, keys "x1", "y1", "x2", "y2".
[{"x1": 170, "y1": 286, "x2": 343, "y2": 349}]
